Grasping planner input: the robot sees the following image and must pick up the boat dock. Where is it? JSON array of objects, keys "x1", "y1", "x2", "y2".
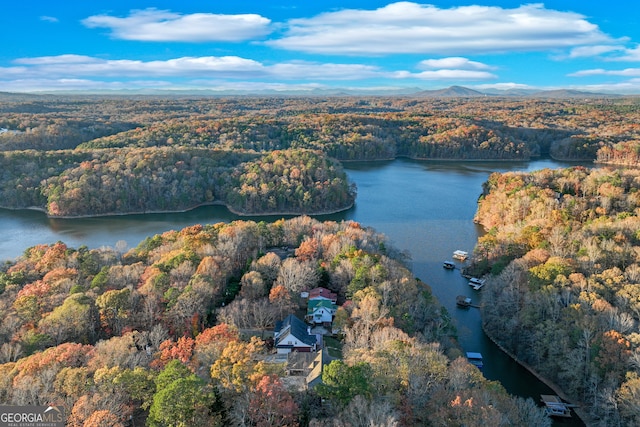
[
  {"x1": 468, "y1": 277, "x2": 485, "y2": 290},
  {"x1": 452, "y1": 250, "x2": 468, "y2": 261},
  {"x1": 443, "y1": 260, "x2": 456, "y2": 269},
  {"x1": 541, "y1": 394, "x2": 574, "y2": 418},
  {"x1": 466, "y1": 352, "x2": 484, "y2": 369},
  {"x1": 456, "y1": 295, "x2": 480, "y2": 308}
]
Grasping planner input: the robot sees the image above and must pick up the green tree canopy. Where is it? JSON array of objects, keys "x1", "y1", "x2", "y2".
[
  {"x1": 316, "y1": 360, "x2": 373, "y2": 407},
  {"x1": 148, "y1": 360, "x2": 221, "y2": 427}
]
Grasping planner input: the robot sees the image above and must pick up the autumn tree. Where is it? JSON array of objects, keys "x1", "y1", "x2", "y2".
[
  {"x1": 192, "y1": 323, "x2": 239, "y2": 372},
  {"x1": 95, "y1": 288, "x2": 131, "y2": 336},
  {"x1": 251, "y1": 252, "x2": 281, "y2": 286},
  {"x1": 38, "y1": 293, "x2": 96, "y2": 344},
  {"x1": 54, "y1": 367, "x2": 91, "y2": 409},
  {"x1": 275, "y1": 257, "x2": 319, "y2": 296},
  {"x1": 595, "y1": 330, "x2": 632, "y2": 383},
  {"x1": 217, "y1": 297, "x2": 277, "y2": 331},
  {"x1": 210, "y1": 336, "x2": 266, "y2": 393},
  {"x1": 295, "y1": 237, "x2": 320, "y2": 261},
  {"x1": 269, "y1": 284, "x2": 295, "y2": 320},
  {"x1": 617, "y1": 373, "x2": 640, "y2": 426},
  {"x1": 247, "y1": 375, "x2": 299, "y2": 427},
  {"x1": 239, "y1": 270, "x2": 267, "y2": 300},
  {"x1": 334, "y1": 395, "x2": 399, "y2": 427},
  {"x1": 82, "y1": 410, "x2": 125, "y2": 427},
  {"x1": 152, "y1": 336, "x2": 195, "y2": 369}
]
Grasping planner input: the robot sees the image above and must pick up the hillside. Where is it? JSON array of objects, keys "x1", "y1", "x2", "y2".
[
  {"x1": 528, "y1": 89, "x2": 616, "y2": 98},
  {"x1": 471, "y1": 166, "x2": 640, "y2": 425},
  {"x1": 0, "y1": 217, "x2": 551, "y2": 425},
  {"x1": 414, "y1": 85, "x2": 486, "y2": 97}
]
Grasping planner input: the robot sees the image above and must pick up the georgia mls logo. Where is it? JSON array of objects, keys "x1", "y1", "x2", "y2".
[{"x1": 0, "y1": 405, "x2": 65, "y2": 427}]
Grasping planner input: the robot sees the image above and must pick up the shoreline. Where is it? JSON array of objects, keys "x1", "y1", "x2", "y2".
[
  {"x1": 338, "y1": 153, "x2": 596, "y2": 163},
  {"x1": 338, "y1": 154, "x2": 532, "y2": 163},
  {"x1": 594, "y1": 159, "x2": 640, "y2": 167},
  {"x1": 481, "y1": 323, "x2": 591, "y2": 426},
  {"x1": 2, "y1": 154, "x2": 594, "y2": 219},
  {"x1": 2, "y1": 199, "x2": 355, "y2": 220}
]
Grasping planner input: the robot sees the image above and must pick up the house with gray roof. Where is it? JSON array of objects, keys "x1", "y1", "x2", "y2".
[{"x1": 274, "y1": 314, "x2": 318, "y2": 354}]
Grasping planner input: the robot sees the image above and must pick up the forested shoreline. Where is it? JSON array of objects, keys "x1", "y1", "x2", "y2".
[
  {"x1": 0, "y1": 147, "x2": 355, "y2": 218},
  {"x1": 471, "y1": 166, "x2": 640, "y2": 426},
  {"x1": 1, "y1": 94, "x2": 640, "y2": 217}
]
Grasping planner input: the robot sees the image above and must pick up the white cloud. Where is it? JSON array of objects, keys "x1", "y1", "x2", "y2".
[
  {"x1": 0, "y1": 55, "x2": 379, "y2": 81},
  {"x1": 267, "y1": 2, "x2": 612, "y2": 55},
  {"x1": 0, "y1": 78, "x2": 332, "y2": 94},
  {"x1": 607, "y1": 45, "x2": 640, "y2": 61},
  {"x1": 567, "y1": 45, "x2": 624, "y2": 58},
  {"x1": 268, "y1": 61, "x2": 382, "y2": 80},
  {"x1": 82, "y1": 8, "x2": 272, "y2": 42},
  {"x1": 407, "y1": 69, "x2": 497, "y2": 80},
  {"x1": 40, "y1": 16, "x2": 59, "y2": 23},
  {"x1": 185, "y1": 80, "x2": 328, "y2": 92},
  {"x1": 473, "y1": 82, "x2": 535, "y2": 90},
  {"x1": 570, "y1": 68, "x2": 640, "y2": 77},
  {"x1": 418, "y1": 57, "x2": 495, "y2": 70},
  {"x1": 478, "y1": 80, "x2": 640, "y2": 95},
  {"x1": 2, "y1": 55, "x2": 266, "y2": 79},
  {"x1": 567, "y1": 80, "x2": 640, "y2": 94},
  {"x1": 0, "y1": 66, "x2": 29, "y2": 78},
  {"x1": 0, "y1": 79, "x2": 163, "y2": 93},
  {"x1": 0, "y1": 54, "x2": 498, "y2": 91},
  {"x1": 15, "y1": 54, "x2": 103, "y2": 65}
]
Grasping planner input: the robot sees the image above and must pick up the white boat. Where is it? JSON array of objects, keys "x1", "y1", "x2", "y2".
[
  {"x1": 468, "y1": 277, "x2": 485, "y2": 290},
  {"x1": 452, "y1": 250, "x2": 468, "y2": 261}
]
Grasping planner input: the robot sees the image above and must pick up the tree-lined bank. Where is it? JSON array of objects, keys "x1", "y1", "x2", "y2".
[
  {"x1": 1, "y1": 95, "x2": 640, "y2": 218},
  {"x1": 472, "y1": 166, "x2": 640, "y2": 425}
]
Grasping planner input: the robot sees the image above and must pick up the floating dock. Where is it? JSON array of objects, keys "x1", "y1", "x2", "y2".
[
  {"x1": 540, "y1": 394, "x2": 573, "y2": 418},
  {"x1": 452, "y1": 250, "x2": 468, "y2": 261},
  {"x1": 456, "y1": 295, "x2": 472, "y2": 307}
]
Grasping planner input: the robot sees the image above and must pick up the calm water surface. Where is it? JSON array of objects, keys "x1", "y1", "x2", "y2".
[{"x1": 0, "y1": 157, "x2": 587, "y2": 423}]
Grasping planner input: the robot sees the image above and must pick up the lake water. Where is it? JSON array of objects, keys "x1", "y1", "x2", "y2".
[{"x1": 0, "y1": 157, "x2": 586, "y2": 423}]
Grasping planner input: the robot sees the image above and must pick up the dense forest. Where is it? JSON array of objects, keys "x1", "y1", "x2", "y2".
[
  {"x1": 0, "y1": 216, "x2": 551, "y2": 426},
  {"x1": 1, "y1": 94, "x2": 640, "y2": 217},
  {"x1": 2, "y1": 94, "x2": 640, "y2": 425},
  {"x1": 471, "y1": 166, "x2": 640, "y2": 426},
  {"x1": 0, "y1": 147, "x2": 354, "y2": 217}
]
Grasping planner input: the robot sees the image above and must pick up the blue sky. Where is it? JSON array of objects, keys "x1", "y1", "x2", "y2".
[{"x1": 3, "y1": 1, "x2": 640, "y2": 93}]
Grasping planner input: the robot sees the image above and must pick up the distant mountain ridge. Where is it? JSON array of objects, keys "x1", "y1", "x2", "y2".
[
  {"x1": 414, "y1": 85, "x2": 486, "y2": 98},
  {"x1": 526, "y1": 89, "x2": 615, "y2": 98},
  {"x1": 0, "y1": 85, "x2": 628, "y2": 98},
  {"x1": 413, "y1": 85, "x2": 618, "y2": 98}
]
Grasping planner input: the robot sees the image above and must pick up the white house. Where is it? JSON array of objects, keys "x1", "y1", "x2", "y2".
[
  {"x1": 306, "y1": 299, "x2": 337, "y2": 325},
  {"x1": 274, "y1": 314, "x2": 317, "y2": 354}
]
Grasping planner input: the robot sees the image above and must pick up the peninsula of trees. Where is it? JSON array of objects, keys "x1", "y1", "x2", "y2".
[
  {"x1": 2, "y1": 94, "x2": 640, "y2": 217},
  {"x1": 0, "y1": 216, "x2": 551, "y2": 426}
]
